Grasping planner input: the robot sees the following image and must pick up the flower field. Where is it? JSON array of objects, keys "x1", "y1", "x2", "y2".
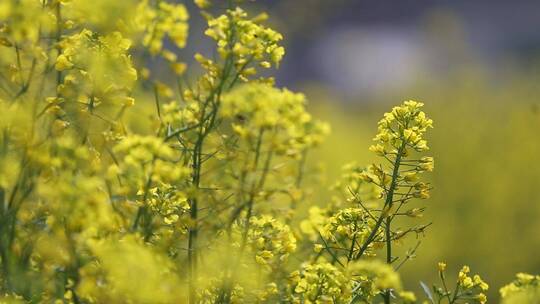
[{"x1": 0, "y1": 1, "x2": 539, "y2": 303}]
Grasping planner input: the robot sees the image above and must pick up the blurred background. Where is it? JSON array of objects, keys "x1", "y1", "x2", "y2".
[{"x1": 185, "y1": 0, "x2": 540, "y2": 300}]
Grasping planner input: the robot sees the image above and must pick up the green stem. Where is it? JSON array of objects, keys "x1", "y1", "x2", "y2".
[
  {"x1": 440, "y1": 271, "x2": 453, "y2": 303},
  {"x1": 383, "y1": 217, "x2": 392, "y2": 304},
  {"x1": 355, "y1": 141, "x2": 406, "y2": 261},
  {"x1": 240, "y1": 128, "x2": 265, "y2": 241},
  {"x1": 55, "y1": 2, "x2": 63, "y2": 89},
  {"x1": 449, "y1": 284, "x2": 460, "y2": 304}
]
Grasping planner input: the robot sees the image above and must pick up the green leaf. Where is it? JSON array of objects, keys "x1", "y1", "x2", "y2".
[{"x1": 420, "y1": 281, "x2": 435, "y2": 304}]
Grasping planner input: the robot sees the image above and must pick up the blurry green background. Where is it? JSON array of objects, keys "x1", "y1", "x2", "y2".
[{"x1": 184, "y1": 0, "x2": 540, "y2": 300}]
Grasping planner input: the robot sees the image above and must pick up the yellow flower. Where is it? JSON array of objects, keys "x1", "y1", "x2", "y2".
[
  {"x1": 438, "y1": 262, "x2": 447, "y2": 272},
  {"x1": 222, "y1": 83, "x2": 327, "y2": 158},
  {"x1": 474, "y1": 274, "x2": 489, "y2": 291},
  {"x1": 136, "y1": 0, "x2": 189, "y2": 54},
  {"x1": 462, "y1": 277, "x2": 474, "y2": 288},
  {"x1": 368, "y1": 144, "x2": 385, "y2": 156},
  {"x1": 194, "y1": 0, "x2": 211, "y2": 9},
  {"x1": 399, "y1": 291, "x2": 417, "y2": 302},
  {"x1": 171, "y1": 62, "x2": 187, "y2": 75},
  {"x1": 516, "y1": 272, "x2": 535, "y2": 284},
  {"x1": 205, "y1": 7, "x2": 285, "y2": 71},
  {"x1": 55, "y1": 54, "x2": 73, "y2": 71},
  {"x1": 475, "y1": 293, "x2": 487, "y2": 304},
  {"x1": 120, "y1": 96, "x2": 135, "y2": 107}
]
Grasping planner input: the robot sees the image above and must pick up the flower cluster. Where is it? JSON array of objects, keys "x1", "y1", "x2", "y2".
[
  {"x1": 135, "y1": 0, "x2": 189, "y2": 54},
  {"x1": 370, "y1": 100, "x2": 433, "y2": 155},
  {"x1": 348, "y1": 260, "x2": 409, "y2": 303},
  {"x1": 64, "y1": 0, "x2": 140, "y2": 32},
  {"x1": 53, "y1": 29, "x2": 137, "y2": 126},
  {"x1": 429, "y1": 263, "x2": 489, "y2": 304},
  {"x1": 243, "y1": 215, "x2": 297, "y2": 268},
  {"x1": 162, "y1": 100, "x2": 201, "y2": 132},
  {"x1": 331, "y1": 162, "x2": 384, "y2": 208},
  {"x1": 109, "y1": 135, "x2": 189, "y2": 192},
  {"x1": 222, "y1": 83, "x2": 330, "y2": 158},
  {"x1": 318, "y1": 208, "x2": 381, "y2": 259},
  {"x1": 288, "y1": 262, "x2": 351, "y2": 304},
  {"x1": 33, "y1": 137, "x2": 115, "y2": 233},
  {"x1": 146, "y1": 184, "x2": 190, "y2": 227},
  {"x1": 366, "y1": 102, "x2": 434, "y2": 197},
  {"x1": 205, "y1": 7, "x2": 285, "y2": 69},
  {"x1": 0, "y1": 0, "x2": 46, "y2": 43},
  {"x1": 500, "y1": 273, "x2": 540, "y2": 303},
  {"x1": 77, "y1": 236, "x2": 182, "y2": 303}
]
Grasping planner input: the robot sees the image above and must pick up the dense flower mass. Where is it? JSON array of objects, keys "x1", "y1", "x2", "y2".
[
  {"x1": 370, "y1": 100, "x2": 433, "y2": 154},
  {"x1": 287, "y1": 262, "x2": 352, "y2": 303},
  {"x1": 205, "y1": 7, "x2": 285, "y2": 68},
  {"x1": 222, "y1": 83, "x2": 330, "y2": 158},
  {"x1": 243, "y1": 215, "x2": 297, "y2": 267},
  {"x1": 55, "y1": 29, "x2": 137, "y2": 104},
  {"x1": 135, "y1": 0, "x2": 189, "y2": 54},
  {"x1": 0, "y1": 0, "x2": 535, "y2": 303},
  {"x1": 500, "y1": 273, "x2": 540, "y2": 303}
]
